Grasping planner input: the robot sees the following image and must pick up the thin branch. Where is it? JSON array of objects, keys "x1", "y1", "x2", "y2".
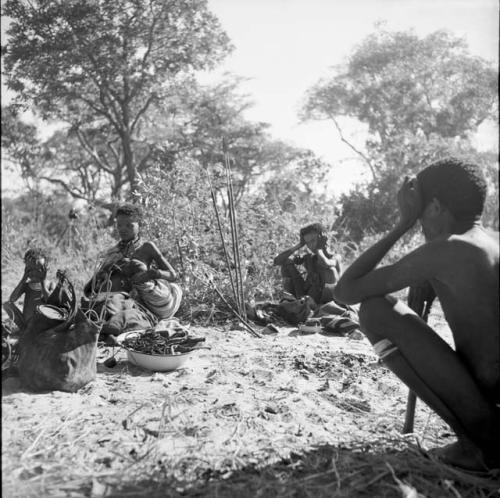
[
  {"x1": 130, "y1": 94, "x2": 156, "y2": 134},
  {"x1": 129, "y1": 1, "x2": 162, "y2": 99},
  {"x1": 329, "y1": 114, "x2": 377, "y2": 181},
  {"x1": 38, "y1": 176, "x2": 90, "y2": 201},
  {"x1": 74, "y1": 95, "x2": 121, "y2": 133},
  {"x1": 74, "y1": 128, "x2": 114, "y2": 174},
  {"x1": 137, "y1": 146, "x2": 154, "y2": 172}
]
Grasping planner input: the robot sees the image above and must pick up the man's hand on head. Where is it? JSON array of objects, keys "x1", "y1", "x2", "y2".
[
  {"x1": 397, "y1": 176, "x2": 424, "y2": 230},
  {"x1": 317, "y1": 234, "x2": 328, "y2": 251}
]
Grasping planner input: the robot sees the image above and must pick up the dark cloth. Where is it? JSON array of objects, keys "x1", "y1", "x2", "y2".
[{"x1": 81, "y1": 292, "x2": 157, "y2": 336}]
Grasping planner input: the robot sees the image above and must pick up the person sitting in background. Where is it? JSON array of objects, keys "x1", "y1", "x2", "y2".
[
  {"x1": 84, "y1": 204, "x2": 182, "y2": 334},
  {"x1": 333, "y1": 158, "x2": 499, "y2": 471},
  {"x1": 3, "y1": 247, "x2": 55, "y2": 331},
  {"x1": 273, "y1": 223, "x2": 358, "y2": 335}
]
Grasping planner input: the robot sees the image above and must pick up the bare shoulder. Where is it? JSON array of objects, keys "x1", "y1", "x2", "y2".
[{"x1": 447, "y1": 226, "x2": 499, "y2": 260}]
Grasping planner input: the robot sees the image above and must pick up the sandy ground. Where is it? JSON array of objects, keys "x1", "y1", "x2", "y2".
[{"x1": 2, "y1": 307, "x2": 498, "y2": 497}]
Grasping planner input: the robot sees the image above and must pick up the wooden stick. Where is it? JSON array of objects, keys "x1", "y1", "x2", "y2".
[
  {"x1": 223, "y1": 140, "x2": 246, "y2": 318},
  {"x1": 225, "y1": 163, "x2": 242, "y2": 314},
  {"x1": 402, "y1": 282, "x2": 436, "y2": 434},
  {"x1": 197, "y1": 271, "x2": 261, "y2": 338},
  {"x1": 206, "y1": 168, "x2": 239, "y2": 310},
  {"x1": 212, "y1": 283, "x2": 261, "y2": 338},
  {"x1": 403, "y1": 391, "x2": 417, "y2": 434}
]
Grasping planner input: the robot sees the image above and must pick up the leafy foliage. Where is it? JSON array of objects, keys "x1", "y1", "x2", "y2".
[
  {"x1": 3, "y1": 0, "x2": 232, "y2": 196},
  {"x1": 303, "y1": 27, "x2": 499, "y2": 240},
  {"x1": 133, "y1": 157, "x2": 340, "y2": 320}
]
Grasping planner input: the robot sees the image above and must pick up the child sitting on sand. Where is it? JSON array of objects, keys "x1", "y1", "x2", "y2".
[{"x1": 3, "y1": 248, "x2": 55, "y2": 330}]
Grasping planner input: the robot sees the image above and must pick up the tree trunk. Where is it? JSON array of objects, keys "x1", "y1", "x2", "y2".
[{"x1": 122, "y1": 131, "x2": 138, "y2": 197}]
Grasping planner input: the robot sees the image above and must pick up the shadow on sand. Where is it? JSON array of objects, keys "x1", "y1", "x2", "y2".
[{"x1": 102, "y1": 441, "x2": 499, "y2": 498}]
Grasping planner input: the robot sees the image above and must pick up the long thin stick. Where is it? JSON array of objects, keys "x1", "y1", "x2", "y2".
[
  {"x1": 206, "y1": 169, "x2": 239, "y2": 310},
  {"x1": 211, "y1": 280, "x2": 261, "y2": 338},
  {"x1": 224, "y1": 155, "x2": 242, "y2": 314},
  {"x1": 194, "y1": 271, "x2": 260, "y2": 338},
  {"x1": 402, "y1": 282, "x2": 436, "y2": 434},
  {"x1": 223, "y1": 140, "x2": 246, "y2": 318}
]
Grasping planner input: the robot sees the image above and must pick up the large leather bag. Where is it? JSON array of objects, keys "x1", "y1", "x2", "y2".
[{"x1": 18, "y1": 274, "x2": 100, "y2": 393}]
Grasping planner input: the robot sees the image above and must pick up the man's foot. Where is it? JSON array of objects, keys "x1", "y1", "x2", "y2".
[{"x1": 430, "y1": 440, "x2": 491, "y2": 472}]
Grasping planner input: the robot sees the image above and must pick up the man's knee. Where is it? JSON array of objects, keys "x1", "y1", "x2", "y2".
[
  {"x1": 358, "y1": 296, "x2": 399, "y2": 338},
  {"x1": 359, "y1": 296, "x2": 384, "y2": 328}
]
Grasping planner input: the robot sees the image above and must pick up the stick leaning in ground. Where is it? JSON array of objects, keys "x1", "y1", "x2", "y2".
[
  {"x1": 403, "y1": 282, "x2": 436, "y2": 434},
  {"x1": 223, "y1": 142, "x2": 246, "y2": 318},
  {"x1": 206, "y1": 168, "x2": 239, "y2": 315},
  {"x1": 195, "y1": 271, "x2": 261, "y2": 338}
]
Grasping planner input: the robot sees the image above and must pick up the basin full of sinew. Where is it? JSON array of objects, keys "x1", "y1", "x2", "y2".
[{"x1": 125, "y1": 349, "x2": 190, "y2": 372}]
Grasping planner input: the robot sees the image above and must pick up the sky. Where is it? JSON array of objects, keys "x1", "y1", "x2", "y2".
[
  {"x1": 1, "y1": 0, "x2": 499, "y2": 197},
  {"x1": 200, "y1": 0, "x2": 499, "y2": 193}
]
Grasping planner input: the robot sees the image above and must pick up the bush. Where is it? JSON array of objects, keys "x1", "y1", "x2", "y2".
[{"x1": 135, "y1": 158, "x2": 351, "y2": 321}]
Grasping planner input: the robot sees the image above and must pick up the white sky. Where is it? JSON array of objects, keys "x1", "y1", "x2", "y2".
[
  {"x1": 201, "y1": 0, "x2": 499, "y2": 194},
  {"x1": 2, "y1": 0, "x2": 499, "y2": 197}
]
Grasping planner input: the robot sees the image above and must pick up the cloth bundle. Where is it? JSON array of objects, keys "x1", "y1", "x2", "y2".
[{"x1": 133, "y1": 280, "x2": 183, "y2": 320}]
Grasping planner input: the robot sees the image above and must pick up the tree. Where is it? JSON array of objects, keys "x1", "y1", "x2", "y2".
[
  {"x1": 302, "y1": 27, "x2": 498, "y2": 239},
  {"x1": 2, "y1": 0, "x2": 232, "y2": 198},
  {"x1": 142, "y1": 76, "x2": 334, "y2": 208}
]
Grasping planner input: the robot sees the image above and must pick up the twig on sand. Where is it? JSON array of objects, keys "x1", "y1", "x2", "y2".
[
  {"x1": 192, "y1": 271, "x2": 260, "y2": 338},
  {"x1": 210, "y1": 281, "x2": 261, "y2": 338}
]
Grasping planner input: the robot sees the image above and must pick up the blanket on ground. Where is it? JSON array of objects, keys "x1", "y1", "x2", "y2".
[{"x1": 247, "y1": 298, "x2": 361, "y2": 337}]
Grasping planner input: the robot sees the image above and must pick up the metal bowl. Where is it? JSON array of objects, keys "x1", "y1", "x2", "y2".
[{"x1": 125, "y1": 349, "x2": 190, "y2": 372}]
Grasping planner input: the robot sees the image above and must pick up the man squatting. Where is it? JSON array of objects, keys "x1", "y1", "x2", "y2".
[{"x1": 334, "y1": 158, "x2": 499, "y2": 471}]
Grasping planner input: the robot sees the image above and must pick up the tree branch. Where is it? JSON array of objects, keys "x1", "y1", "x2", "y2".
[
  {"x1": 38, "y1": 176, "x2": 90, "y2": 201},
  {"x1": 130, "y1": 1, "x2": 163, "y2": 99},
  {"x1": 107, "y1": 140, "x2": 122, "y2": 169},
  {"x1": 130, "y1": 94, "x2": 157, "y2": 134},
  {"x1": 329, "y1": 114, "x2": 377, "y2": 181},
  {"x1": 137, "y1": 145, "x2": 154, "y2": 172},
  {"x1": 74, "y1": 128, "x2": 114, "y2": 174}
]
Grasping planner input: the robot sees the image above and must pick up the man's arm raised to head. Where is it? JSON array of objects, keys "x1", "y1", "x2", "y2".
[
  {"x1": 334, "y1": 176, "x2": 433, "y2": 305},
  {"x1": 333, "y1": 235, "x2": 445, "y2": 305}
]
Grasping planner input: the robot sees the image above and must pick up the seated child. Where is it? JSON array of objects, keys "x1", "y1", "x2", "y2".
[
  {"x1": 273, "y1": 223, "x2": 358, "y2": 334},
  {"x1": 274, "y1": 223, "x2": 343, "y2": 308},
  {"x1": 3, "y1": 248, "x2": 55, "y2": 330}
]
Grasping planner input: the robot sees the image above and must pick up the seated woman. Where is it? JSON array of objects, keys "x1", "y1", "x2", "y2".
[{"x1": 84, "y1": 204, "x2": 182, "y2": 336}]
